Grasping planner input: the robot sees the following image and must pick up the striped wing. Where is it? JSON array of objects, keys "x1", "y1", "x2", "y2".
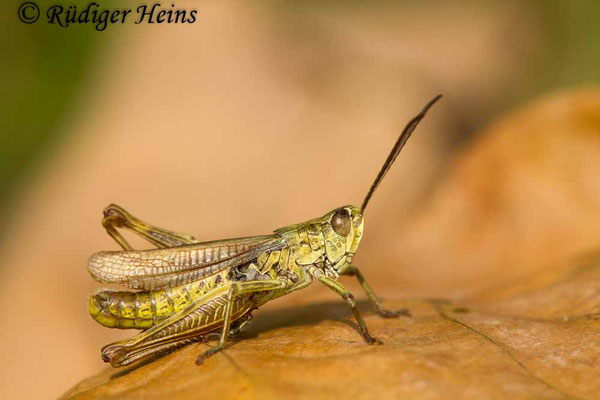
[{"x1": 87, "y1": 234, "x2": 284, "y2": 290}]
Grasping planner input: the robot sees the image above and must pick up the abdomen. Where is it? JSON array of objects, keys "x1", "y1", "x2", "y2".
[{"x1": 89, "y1": 270, "x2": 229, "y2": 329}]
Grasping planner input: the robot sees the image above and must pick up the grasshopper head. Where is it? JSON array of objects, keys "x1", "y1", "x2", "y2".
[
  {"x1": 330, "y1": 95, "x2": 441, "y2": 271},
  {"x1": 321, "y1": 205, "x2": 364, "y2": 270}
]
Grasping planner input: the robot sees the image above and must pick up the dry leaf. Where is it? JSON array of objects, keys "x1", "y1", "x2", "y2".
[{"x1": 62, "y1": 254, "x2": 600, "y2": 400}]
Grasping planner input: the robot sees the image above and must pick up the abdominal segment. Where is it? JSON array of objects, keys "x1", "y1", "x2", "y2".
[{"x1": 89, "y1": 270, "x2": 229, "y2": 329}]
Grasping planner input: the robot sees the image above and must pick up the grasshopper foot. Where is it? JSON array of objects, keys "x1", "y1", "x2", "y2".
[
  {"x1": 378, "y1": 308, "x2": 411, "y2": 318},
  {"x1": 195, "y1": 345, "x2": 223, "y2": 365},
  {"x1": 363, "y1": 332, "x2": 383, "y2": 345}
]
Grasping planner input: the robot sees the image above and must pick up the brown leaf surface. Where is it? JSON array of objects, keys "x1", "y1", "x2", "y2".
[
  {"x1": 62, "y1": 256, "x2": 600, "y2": 400},
  {"x1": 62, "y1": 90, "x2": 600, "y2": 400}
]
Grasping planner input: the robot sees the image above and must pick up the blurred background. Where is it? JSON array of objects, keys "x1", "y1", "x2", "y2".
[{"x1": 2, "y1": 1, "x2": 600, "y2": 398}]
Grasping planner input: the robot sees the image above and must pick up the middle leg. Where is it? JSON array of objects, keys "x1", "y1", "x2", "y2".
[{"x1": 195, "y1": 279, "x2": 286, "y2": 364}]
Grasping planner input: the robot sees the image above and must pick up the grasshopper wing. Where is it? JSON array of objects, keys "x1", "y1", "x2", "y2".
[{"x1": 87, "y1": 234, "x2": 284, "y2": 290}]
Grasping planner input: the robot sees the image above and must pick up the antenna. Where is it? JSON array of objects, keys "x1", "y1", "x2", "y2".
[{"x1": 360, "y1": 95, "x2": 442, "y2": 212}]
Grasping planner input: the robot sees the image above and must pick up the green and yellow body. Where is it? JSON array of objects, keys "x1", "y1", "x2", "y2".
[{"x1": 88, "y1": 205, "x2": 364, "y2": 366}]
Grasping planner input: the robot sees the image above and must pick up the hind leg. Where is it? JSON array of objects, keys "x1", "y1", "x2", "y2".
[{"x1": 102, "y1": 203, "x2": 199, "y2": 250}]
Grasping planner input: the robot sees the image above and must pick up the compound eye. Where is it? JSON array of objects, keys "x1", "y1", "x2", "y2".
[{"x1": 331, "y1": 209, "x2": 351, "y2": 237}]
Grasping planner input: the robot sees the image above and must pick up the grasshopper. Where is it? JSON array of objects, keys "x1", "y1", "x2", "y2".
[{"x1": 87, "y1": 95, "x2": 441, "y2": 367}]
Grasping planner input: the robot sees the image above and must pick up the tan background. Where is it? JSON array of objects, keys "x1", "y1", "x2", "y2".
[{"x1": 2, "y1": 1, "x2": 600, "y2": 398}]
